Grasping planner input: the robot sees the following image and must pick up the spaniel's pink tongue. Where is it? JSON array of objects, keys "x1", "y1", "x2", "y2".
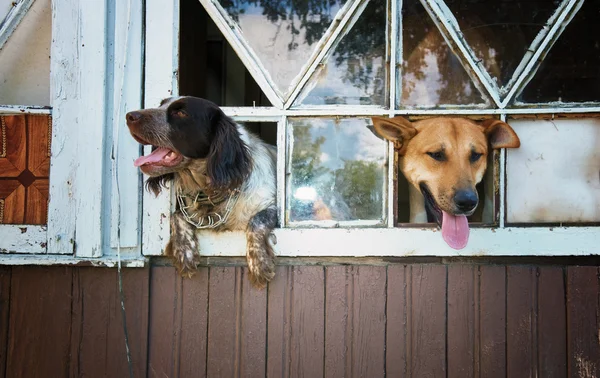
[
  {"x1": 441, "y1": 211, "x2": 469, "y2": 250},
  {"x1": 134, "y1": 147, "x2": 171, "y2": 167}
]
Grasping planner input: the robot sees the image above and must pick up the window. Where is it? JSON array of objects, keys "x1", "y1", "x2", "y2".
[
  {"x1": 150, "y1": 0, "x2": 598, "y2": 257},
  {"x1": 4, "y1": 0, "x2": 598, "y2": 264}
]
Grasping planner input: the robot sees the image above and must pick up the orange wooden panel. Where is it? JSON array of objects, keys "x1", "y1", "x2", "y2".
[
  {"x1": 25, "y1": 180, "x2": 48, "y2": 224},
  {"x1": 0, "y1": 116, "x2": 27, "y2": 177},
  {"x1": 0, "y1": 180, "x2": 25, "y2": 224},
  {"x1": 27, "y1": 115, "x2": 51, "y2": 177}
]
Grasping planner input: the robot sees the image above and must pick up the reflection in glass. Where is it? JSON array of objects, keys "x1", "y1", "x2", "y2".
[
  {"x1": 287, "y1": 118, "x2": 387, "y2": 224},
  {"x1": 220, "y1": 0, "x2": 346, "y2": 95},
  {"x1": 293, "y1": 0, "x2": 387, "y2": 106},
  {"x1": 518, "y1": 1, "x2": 600, "y2": 103},
  {"x1": 445, "y1": 0, "x2": 560, "y2": 87},
  {"x1": 400, "y1": 0, "x2": 488, "y2": 107}
]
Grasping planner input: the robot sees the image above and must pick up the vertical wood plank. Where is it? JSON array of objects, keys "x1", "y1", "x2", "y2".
[
  {"x1": 410, "y1": 265, "x2": 447, "y2": 377},
  {"x1": 207, "y1": 266, "x2": 268, "y2": 378},
  {"x1": 207, "y1": 266, "x2": 238, "y2": 377},
  {"x1": 538, "y1": 267, "x2": 567, "y2": 378},
  {"x1": 324, "y1": 266, "x2": 350, "y2": 378},
  {"x1": 567, "y1": 266, "x2": 600, "y2": 378},
  {"x1": 386, "y1": 265, "x2": 407, "y2": 377},
  {"x1": 69, "y1": 267, "x2": 149, "y2": 378},
  {"x1": 290, "y1": 266, "x2": 325, "y2": 377},
  {"x1": 352, "y1": 266, "x2": 386, "y2": 377},
  {"x1": 506, "y1": 266, "x2": 536, "y2": 378},
  {"x1": 5, "y1": 267, "x2": 73, "y2": 378},
  {"x1": 324, "y1": 266, "x2": 386, "y2": 378},
  {"x1": 179, "y1": 267, "x2": 209, "y2": 377},
  {"x1": 147, "y1": 266, "x2": 181, "y2": 378},
  {"x1": 479, "y1": 266, "x2": 506, "y2": 378},
  {"x1": 239, "y1": 268, "x2": 268, "y2": 378},
  {"x1": 48, "y1": 0, "x2": 106, "y2": 256},
  {"x1": 0, "y1": 267, "x2": 10, "y2": 376},
  {"x1": 267, "y1": 266, "x2": 325, "y2": 378},
  {"x1": 142, "y1": 0, "x2": 179, "y2": 256},
  {"x1": 109, "y1": 0, "x2": 143, "y2": 249},
  {"x1": 267, "y1": 266, "x2": 292, "y2": 378},
  {"x1": 447, "y1": 265, "x2": 476, "y2": 378}
]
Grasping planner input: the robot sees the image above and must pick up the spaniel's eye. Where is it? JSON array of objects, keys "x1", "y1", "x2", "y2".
[
  {"x1": 470, "y1": 151, "x2": 483, "y2": 163},
  {"x1": 426, "y1": 151, "x2": 446, "y2": 162},
  {"x1": 173, "y1": 109, "x2": 187, "y2": 118}
]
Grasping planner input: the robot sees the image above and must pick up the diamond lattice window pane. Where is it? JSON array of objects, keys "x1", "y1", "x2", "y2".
[
  {"x1": 518, "y1": 0, "x2": 600, "y2": 104},
  {"x1": 399, "y1": 0, "x2": 489, "y2": 108},
  {"x1": 219, "y1": 0, "x2": 348, "y2": 96},
  {"x1": 0, "y1": 0, "x2": 51, "y2": 106},
  {"x1": 445, "y1": 0, "x2": 561, "y2": 88},
  {"x1": 293, "y1": 0, "x2": 387, "y2": 106}
]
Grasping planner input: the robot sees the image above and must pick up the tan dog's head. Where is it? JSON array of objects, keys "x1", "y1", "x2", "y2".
[{"x1": 371, "y1": 116, "x2": 520, "y2": 249}]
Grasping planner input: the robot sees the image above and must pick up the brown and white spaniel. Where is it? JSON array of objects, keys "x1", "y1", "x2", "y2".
[{"x1": 126, "y1": 96, "x2": 277, "y2": 287}]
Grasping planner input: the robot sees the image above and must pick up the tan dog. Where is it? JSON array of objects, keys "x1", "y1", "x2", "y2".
[{"x1": 371, "y1": 116, "x2": 520, "y2": 249}]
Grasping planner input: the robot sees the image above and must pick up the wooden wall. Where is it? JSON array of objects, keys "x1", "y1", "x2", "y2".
[{"x1": 0, "y1": 262, "x2": 598, "y2": 377}]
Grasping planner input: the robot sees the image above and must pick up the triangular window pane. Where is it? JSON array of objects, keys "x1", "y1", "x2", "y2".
[
  {"x1": 179, "y1": 0, "x2": 271, "y2": 106},
  {"x1": 0, "y1": 2, "x2": 13, "y2": 23},
  {"x1": 445, "y1": 0, "x2": 561, "y2": 88},
  {"x1": 518, "y1": 0, "x2": 600, "y2": 103},
  {"x1": 400, "y1": 0, "x2": 488, "y2": 107},
  {"x1": 219, "y1": 0, "x2": 348, "y2": 96},
  {"x1": 0, "y1": 0, "x2": 51, "y2": 106},
  {"x1": 293, "y1": 0, "x2": 387, "y2": 106}
]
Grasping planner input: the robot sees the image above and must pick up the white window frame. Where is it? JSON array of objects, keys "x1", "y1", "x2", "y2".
[
  {"x1": 0, "y1": 0, "x2": 146, "y2": 266},
  {"x1": 2, "y1": 0, "x2": 598, "y2": 265},
  {"x1": 141, "y1": 0, "x2": 600, "y2": 258}
]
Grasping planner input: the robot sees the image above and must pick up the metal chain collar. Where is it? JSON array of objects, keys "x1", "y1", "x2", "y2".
[{"x1": 177, "y1": 188, "x2": 241, "y2": 229}]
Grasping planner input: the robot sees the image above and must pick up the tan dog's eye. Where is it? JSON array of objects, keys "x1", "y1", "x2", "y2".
[
  {"x1": 426, "y1": 151, "x2": 446, "y2": 162},
  {"x1": 470, "y1": 151, "x2": 483, "y2": 163}
]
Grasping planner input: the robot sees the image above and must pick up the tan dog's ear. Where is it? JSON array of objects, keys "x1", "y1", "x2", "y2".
[
  {"x1": 481, "y1": 119, "x2": 521, "y2": 149},
  {"x1": 371, "y1": 116, "x2": 417, "y2": 150}
]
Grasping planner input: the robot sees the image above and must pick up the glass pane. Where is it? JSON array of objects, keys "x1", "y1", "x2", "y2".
[
  {"x1": 0, "y1": 1, "x2": 13, "y2": 23},
  {"x1": 219, "y1": 0, "x2": 347, "y2": 95},
  {"x1": 293, "y1": 0, "x2": 387, "y2": 106},
  {"x1": 445, "y1": 0, "x2": 560, "y2": 87},
  {"x1": 179, "y1": 0, "x2": 271, "y2": 107},
  {"x1": 287, "y1": 118, "x2": 387, "y2": 224},
  {"x1": 400, "y1": 0, "x2": 488, "y2": 108},
  {"x1": 507, "y1": 118, "x2": 600, "y2": 223},
  {"x1": 518, "y1": 1, "x2": 600, "y2": 103},
  {"x1": 0, "y1": 0, "x2": 51, "y2": 106}
]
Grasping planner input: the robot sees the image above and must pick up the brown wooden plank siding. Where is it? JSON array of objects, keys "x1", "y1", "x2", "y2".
[{"x1": 0, "y1": 263, "x2": 598, "y2": 377}]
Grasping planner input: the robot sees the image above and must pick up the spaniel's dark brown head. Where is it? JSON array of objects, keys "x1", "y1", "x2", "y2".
[{"x1": 126, "y1": 96, "x2": 251, "y2": 194}]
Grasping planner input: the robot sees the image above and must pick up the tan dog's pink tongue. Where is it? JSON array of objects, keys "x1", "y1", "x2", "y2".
[
  {"x1": 134, "y1": 147, "x2": 170, "y2": 167},
  {"x1": 441, "y1": 211, "x2": 469, "y2": 250}
]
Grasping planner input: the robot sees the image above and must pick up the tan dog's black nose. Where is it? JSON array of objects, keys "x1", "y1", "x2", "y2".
[
  {"x1": 454, "y1": 190, "x2": 478, "y2": 213},
  {"x1": 126, "y1": 111, "x2": 142, "y2": 123}
]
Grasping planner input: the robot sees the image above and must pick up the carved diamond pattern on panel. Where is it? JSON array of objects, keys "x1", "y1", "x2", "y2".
[{"x1": 0, "y1": 115, "x2": 51, "y2": 224}]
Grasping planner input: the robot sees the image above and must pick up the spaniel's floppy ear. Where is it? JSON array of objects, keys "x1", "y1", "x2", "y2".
[
  {"x1": 146, "y1": 173, "x2": 174, "y2": 196},
  {"x1": 206, "y1": 116, "x2": 252, "y2": 191}
]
